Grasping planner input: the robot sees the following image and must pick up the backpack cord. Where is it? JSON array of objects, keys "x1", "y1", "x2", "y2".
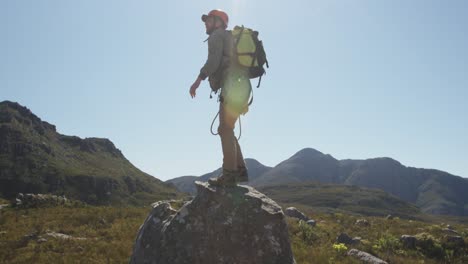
[
  {"x1": 248, "y1": 87, "x2": 254, "y2": 106},
  {"x1": 210, "y1": 111, "x2": 242, "y2": 141},
  {"x1": 210, "y1": 111, "x2": 219, "y2": 136},
  {"x1": 258, "y1": 56, "x2": 269, "y2": 88},
  {"x1": 238, "y1": 116, "x2": 242, "y2": 140}
]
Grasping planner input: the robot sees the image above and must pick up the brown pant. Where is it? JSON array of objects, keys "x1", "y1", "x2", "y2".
[
  {"x1": 218, "y1": 100, "x2": 246, "y2": 171},
  {"x1": 218, "y1": 64, "x2": 251, "y2": 171}
]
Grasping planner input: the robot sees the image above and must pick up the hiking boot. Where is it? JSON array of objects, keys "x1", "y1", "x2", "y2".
[
  {"x1": 208, "y1": 169, "x2": 238, "y2": 187},
  {"x1": 237, "y1": 167, "x2": 249, "y2": 182}
]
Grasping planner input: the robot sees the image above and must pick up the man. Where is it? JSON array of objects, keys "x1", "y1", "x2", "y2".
[{"x1": 189, "y1": 9, "x2": 252, "y2": 187}]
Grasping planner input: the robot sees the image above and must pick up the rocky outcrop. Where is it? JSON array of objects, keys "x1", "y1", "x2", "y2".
[
  {"x1": 337, "y1": 233, "x2": 360, "y2": 245},
  {"x1": 347, "y1": 249, "x2": 388, "y2": 264},
  {"x1": 442, "y1": 228, "x2": 460, "y2": 236},
  {"x1": 19, "y1": 230, "x2": 87, "y2": 247},
  {"x1": 0, "y1": 101, "x2": 56, "y2": 136},
  {"x1": 284, "y1": 207, "x2": 309, "y2": 221},
  {"x1": 13, "y1": 193, "x2": 69, "y2": 208},
  {"x1": 130, "y1": 181, "x2": 296, "y2": 264},
  {"x1": 443, "y1": 235, "x2": 465, "y2": 248},
  {"x1": 45, "y1": 231, "x2": 87, "y2": 241},
  {"x1": 356, "y1": 219, "x2": 370, "y2": 227},
  {"x1": 400, "y1": 235, "x2": 417, "y2": 249},
  {"x1": 59, "y1": 135, "x2": 124, "y2": 158}
]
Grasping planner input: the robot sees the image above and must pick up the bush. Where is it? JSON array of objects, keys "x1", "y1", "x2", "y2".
[
  {"x1": 415, "y1": 232, "x2": 445, "y2": 259},
  {"x1": 373, "y1": 233, "x2": 401, "y2": 253},
  {"x1": 332, "y1": 243, "x2": 348, "y2": 254},
  {"x1": 298, "y1": 220, "x2": 319, "y2": 245}
]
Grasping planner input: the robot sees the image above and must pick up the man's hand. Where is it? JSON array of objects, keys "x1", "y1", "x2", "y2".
[{"x1": 190, "y1": 77, "x2": 202, "y2": 98}]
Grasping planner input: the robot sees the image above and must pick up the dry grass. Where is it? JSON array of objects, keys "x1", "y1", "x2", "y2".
[
  {"x1": 0, "y1": 205, "x2": 467, "y2": 263},
  {"x1": 288, "y1": 213, "x2": 468, "y2": 264},
  {"x1": 0, "y1": 206, "x2": 148, "y2": 263}
]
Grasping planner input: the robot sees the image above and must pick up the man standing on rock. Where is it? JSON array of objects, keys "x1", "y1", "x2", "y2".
[{"x1": 189, "y1": 9, "x2": 251, "y2": 187}]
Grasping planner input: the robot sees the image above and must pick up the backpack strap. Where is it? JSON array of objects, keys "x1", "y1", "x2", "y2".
[
  {"x1": 256, "y1": 75, "x2": 262, "y2": 88},
  {"x1": 234, "y1": 26, "x2": 245, "y2": 48}
]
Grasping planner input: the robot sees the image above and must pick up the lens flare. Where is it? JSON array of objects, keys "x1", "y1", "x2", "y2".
[{"x1": 221, "y1": 66, "x2": 252, "y2": 116}]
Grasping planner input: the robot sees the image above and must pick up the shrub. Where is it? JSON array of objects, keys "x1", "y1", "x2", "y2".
[
  {"x1": 298, "y1": 220, "x2": 319, "y2": 245},
  {"x1": 414, "y1": 232, "x2": 445, "y2": 259},
  {"x1": 373, "y1": 233, "x2": 401, "y2": 253},
  {"x1": 332, "y1": 243, "x2": 348, "y2": 254}
]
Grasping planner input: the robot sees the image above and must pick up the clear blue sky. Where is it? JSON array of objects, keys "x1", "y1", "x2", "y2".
[{"x1": 2, "y1": 0, "x2": 467, "y2": 181}]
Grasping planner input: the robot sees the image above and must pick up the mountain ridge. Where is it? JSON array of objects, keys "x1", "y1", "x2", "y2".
[{"x1": 168, "y1": 148, "x2": 468, "y2": 216}]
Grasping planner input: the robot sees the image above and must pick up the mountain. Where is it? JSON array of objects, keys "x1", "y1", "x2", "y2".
[
  {"x1": 166, "y1": 158, "x2": 271, "y2": 194},
  {"x1": 253, "y1": 149, "x2": 468, "y2": 216},
  {"x1": 251, "y1": 148, "x2": 341, "y2": 186},
  {"x1": 0, "y1": 101, "x2": 181, "y2": 206},
  {"x1": 168, "y1": 148, "x2": 468, "y2": 216}
]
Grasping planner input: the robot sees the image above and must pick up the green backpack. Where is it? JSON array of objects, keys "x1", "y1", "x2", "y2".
[{"x1": 231, "y1": 26, "x2": 269, "y2": 88}]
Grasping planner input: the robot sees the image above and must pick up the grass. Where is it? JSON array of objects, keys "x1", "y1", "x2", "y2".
[
  {"x1": 259, "y1": 182, "x2": 423, "y2": 219},
  {"x1": 288, "y1": 212, "x2": 468, "y2": 264},
  {"x1": 0, "y1": 205, "x2": 148, "y2": 264},
  {"x1": 0, "y1": 203, "x2": 467, "y2": 264}
]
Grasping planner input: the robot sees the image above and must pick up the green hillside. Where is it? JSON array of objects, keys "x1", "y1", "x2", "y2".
[
  {"x1": 258, "y1": 182, "x2": 423, "y2": 219},
  {"x1": 0, "y1": 101, "x2": 181, "y2": 206}
]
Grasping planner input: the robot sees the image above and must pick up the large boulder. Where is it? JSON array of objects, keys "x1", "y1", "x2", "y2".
[
  {"x1": 337, "y1": 233, "x2": 359, "y2": 245},
  {"x1": 347, "y1": 249, "x2": 388, "y2": 264},
  {"x1": 443, "y1": 235, "x2": 465, "y2": 249},
  {"x1": 284, "y1": 207, "x2": 309, "y2": 221},
  {"x1": 400, "y1": 235, "x2": 417, "y2": 249},
  {"x1": 130, "y1": 181, "x2": 296, "y2": 264}
]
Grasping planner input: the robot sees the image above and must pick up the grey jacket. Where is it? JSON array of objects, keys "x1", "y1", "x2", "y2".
[{"x1": 198, "y1": 28, "x2": 233, "y2": 80}]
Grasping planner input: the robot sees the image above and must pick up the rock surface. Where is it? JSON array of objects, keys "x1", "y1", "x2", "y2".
[
  {"x1": 337, "y1": 233, "x2": 360, "y2": 245},
  {"x1": 347, "y1": 249, "x2": 388, "y2": 264},
  {"x1": 443, "y1": 235, "x2": 465, "y2": 248},
  {"x1": 355, "y1": 219, "x2": 370, "y2": 227},
  {"x1": 13, "y1": 193, "x2": 69, "y2": 208},
  {"x1": 400, "y1": 235, "x2": 417, "y2": 249},
  {"x1": 442, "y1": 228, "x2": 460, "y2": 236},
  {"x1": 45, "y1": 232, "x2": 87, "y2": 241},
  {"x1": 306, "y1": 219, "x2": 316, "y2": 227},
  {"x1": 130, "y1": 181, "x2": 296, "y2": 264},
  {"x1": 284, "y1": 207, "x2": 309, "y2": 221}
]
